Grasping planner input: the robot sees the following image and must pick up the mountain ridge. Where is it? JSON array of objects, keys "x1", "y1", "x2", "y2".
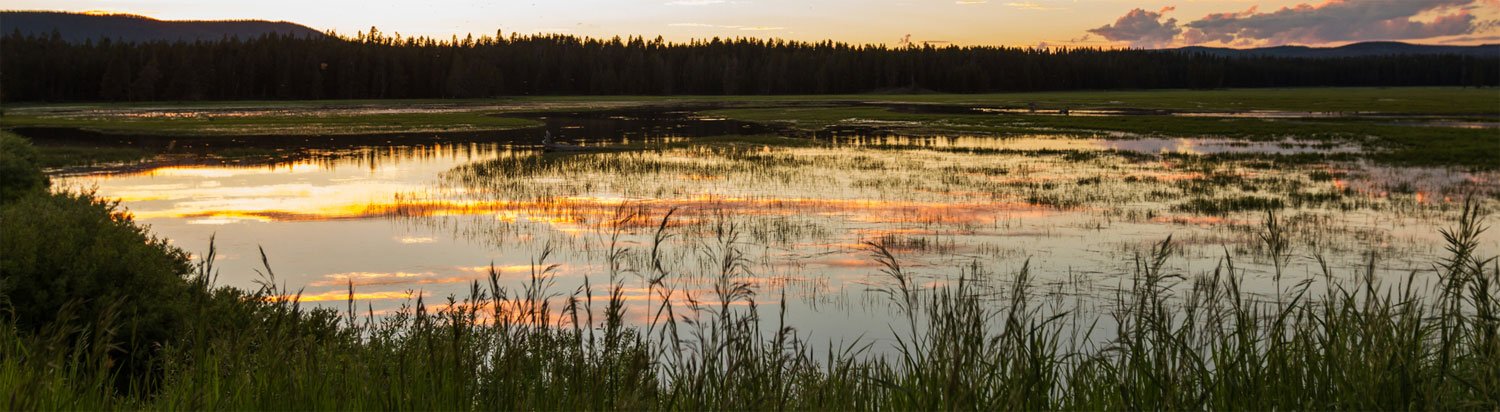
[
  {"x1": 1, "y1": 11, "x2": 326, "y2": 43},
  {"x1": 1173, "y1": 41, "x2": 1498, "y2": 59}
]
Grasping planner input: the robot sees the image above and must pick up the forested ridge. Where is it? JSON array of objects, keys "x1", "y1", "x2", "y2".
[
  {"x1": 0, "y1": 11, "x2": 326, "y2": 44},
  {"x1": 3, "y1": 29, "x2": 1496, "y2": 102}
]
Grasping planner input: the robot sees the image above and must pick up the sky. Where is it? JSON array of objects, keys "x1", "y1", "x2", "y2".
[{"x1": 9, "y1": 0, "x2": 1500, "y2": 48}]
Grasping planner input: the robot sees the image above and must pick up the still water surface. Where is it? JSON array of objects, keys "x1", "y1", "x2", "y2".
[{"x1": 44, "y1": 111, "x2": 1499, "y2": 341}]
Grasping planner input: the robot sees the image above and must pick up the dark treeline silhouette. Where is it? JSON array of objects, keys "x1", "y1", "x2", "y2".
[{"x1": 4, "y1": 28, "x2": 1497, "y2": 102}]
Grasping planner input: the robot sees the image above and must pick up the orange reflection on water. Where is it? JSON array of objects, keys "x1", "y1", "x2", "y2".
[
  {"x1": 146, "y1": 163, "x2": 325, "y2": 178},
  {"x1": 308, "y1": 265, "x2": 562, "y2": 288},
  {"x1": 120, "y1": 189, "x2": 1058, "y2": 235},
  {"x1": 56, "y1": 149, "x2": 505, "y2": 224},
  {"x1": 273, "y1": 290, "x2": 424, "y2": 303},
  {"x1": 68, "y1": 152, "x2": 1070, "y2": 237}
]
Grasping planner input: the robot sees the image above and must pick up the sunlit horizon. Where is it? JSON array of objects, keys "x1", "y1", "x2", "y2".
[{"x1": 8, "y1": 0, "x2": 1500, "y2": 49}]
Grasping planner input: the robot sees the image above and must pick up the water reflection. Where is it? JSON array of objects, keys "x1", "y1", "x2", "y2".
[
  {"x1": 58, "y1": 146, "x2": 499, "y2": 224},
  {"x1": 40, "y1": 115, "x2": 1500, "y2": 343}
]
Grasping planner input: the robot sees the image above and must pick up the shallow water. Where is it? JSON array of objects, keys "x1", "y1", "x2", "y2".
[{"x1": 41, "y1": 111, "x2": 1500, "y2": 342}]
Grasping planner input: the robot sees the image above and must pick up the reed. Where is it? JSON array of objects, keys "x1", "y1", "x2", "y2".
[{"x1": 2, "y1": 199, "x2": 1495, "y2": 410}]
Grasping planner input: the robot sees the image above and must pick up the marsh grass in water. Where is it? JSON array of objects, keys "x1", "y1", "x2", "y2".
[
  {"x1": 8, "y1": 87, "x2": 1497, "y2": 168},
  {"x1": 708, "y1": 105, "x2": 1500, "y2": 169},
  {"x1": 3, "y1": 196, "x2": 1497, "y2": 409}
]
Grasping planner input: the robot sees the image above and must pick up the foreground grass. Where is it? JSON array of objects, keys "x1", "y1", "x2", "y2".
[{"x1": 3, "y1": 202, "x2": 1498, "y2": 409}]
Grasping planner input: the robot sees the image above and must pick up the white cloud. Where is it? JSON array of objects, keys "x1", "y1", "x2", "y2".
[{"x1": 1004, "y1": 2, "x2": 1063, "y2": 11}]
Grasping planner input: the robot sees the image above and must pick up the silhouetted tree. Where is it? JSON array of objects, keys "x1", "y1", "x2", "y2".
[
  {"x1": 128, "y1": 57, "x2": 162, "y2": 100},
  {"x1": 2, "y1": 29, "x2": 1494, "y2": 102}
]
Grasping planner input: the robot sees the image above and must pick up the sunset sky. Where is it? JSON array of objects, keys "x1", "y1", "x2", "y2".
[{"x1": 10, "y1": 0, "x2": 1500, "y2": 48}]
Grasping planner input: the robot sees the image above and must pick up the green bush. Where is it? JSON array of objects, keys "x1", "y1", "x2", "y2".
[
  {"x1": 0, "y1": 132, "x2": 48, "y2": 203},
  {"x1": 0, "y1": 190, "x2": 194, "y2": 387}
]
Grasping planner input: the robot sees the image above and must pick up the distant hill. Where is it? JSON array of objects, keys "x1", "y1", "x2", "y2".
[
  {"x1": 1175, "y1": 42, "x2": 1499, "y2": 59},
  {"x1": 0, "y1": 11, "x2": 326, "y2": 43}
]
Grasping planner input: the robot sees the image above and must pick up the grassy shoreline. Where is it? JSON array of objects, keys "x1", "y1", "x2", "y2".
[
  {"x1": 6, "y1": 87, "x2": 1496, "y2": 169},
  {"x1": 5, "y1": 197, "x2": 1498, "y2": 409},
  {"x1": 704, "y1": 106, "x2": 1500, "y2": 168},
  {"x1": 5, "y1": 87, "x2": 1497, "y2": 113},
  {"x1": 2, "y1": 110, "x2": 541, "y2": 137}
]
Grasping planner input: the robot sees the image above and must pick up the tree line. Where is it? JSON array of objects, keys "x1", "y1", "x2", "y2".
[{"x1": 3, "y1": 28, "x2": 1496, "y2": 102}]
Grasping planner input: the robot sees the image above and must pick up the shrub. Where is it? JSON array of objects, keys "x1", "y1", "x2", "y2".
[
  {"x1": 0, "y1": 132, "x2": 48, "y2": 203},
  {"x1": 0, "y1": 185, "x2": 193, "y2": 389}
]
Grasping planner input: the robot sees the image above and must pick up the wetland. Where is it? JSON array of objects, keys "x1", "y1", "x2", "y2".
[
  {"x1": 5, "y1": 87, "x2": 1499, "y2": 409},
  {"x1": 12, "y1": 90, "x2": 1498, "y2": 339}
]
